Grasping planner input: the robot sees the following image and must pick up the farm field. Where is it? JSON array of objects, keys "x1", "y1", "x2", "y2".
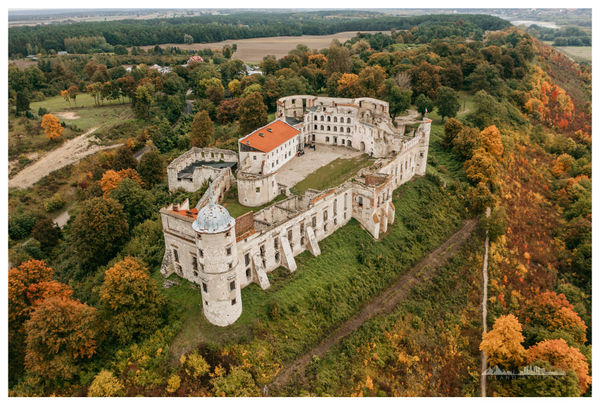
[
  {"x1": 138, "y1": 31, "x2": 391, "y2": 63},
  {"x1": 554, "y1": 46, "x2": 592, "y2": 63}
]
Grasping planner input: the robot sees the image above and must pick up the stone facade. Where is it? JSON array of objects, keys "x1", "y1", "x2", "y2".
[
  {"x1": 167, "y1": 147, "x2": 238, "y2": 192},
  {"x1": 161, "y1": 96, "x2": 431, "y2": 327}
]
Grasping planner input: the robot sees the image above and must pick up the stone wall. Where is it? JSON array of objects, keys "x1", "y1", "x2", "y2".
[
  {"x1": 167, "y1": 147, "x2": 238, "y2": 192},
  {"x1": 236, "y1": 171, "x2": 279, "y2": 207}
]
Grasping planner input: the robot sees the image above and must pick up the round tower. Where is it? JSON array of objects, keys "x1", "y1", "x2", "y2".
[{"x1": 192, "y1": 185, "x2": 241, "y2": 327}]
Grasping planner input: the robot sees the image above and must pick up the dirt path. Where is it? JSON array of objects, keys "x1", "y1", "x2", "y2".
[
  {"x1": 8, "y1": 127, "x2": 121, "y2": 189},
  {"x1": 269, "y1": 218, "x2": 478, "y2": 391},
  {"x1": 480, "y1": 207, "x2": 491, "y2": 397}
]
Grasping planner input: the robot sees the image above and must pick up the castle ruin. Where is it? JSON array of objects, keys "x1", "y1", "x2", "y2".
[{"x1": 160, "y1": 96, "x2": 431, "y2": 326}]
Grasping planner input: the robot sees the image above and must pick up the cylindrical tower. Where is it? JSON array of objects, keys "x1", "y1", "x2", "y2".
[{"x1": 192, "y1": 186, "x2": 242, "y2": 327}]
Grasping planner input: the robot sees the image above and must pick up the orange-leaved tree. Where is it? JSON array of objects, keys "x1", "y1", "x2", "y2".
[
  {"x1": 522, "y1": 290, "x2": 587, "y2": 346},
  {"x1": 41, "y1": 113, "x2": 64, "y2": 140},
  {"x1": 100, "y1": 168, "x2": 143, "y2": 197},
  {"x1": 24, "y1": 296, "x2": 97, "y2": 383},
  {"x1": 526, "y1": 339, "x2": 590, "y2": 395},
  {"x1": 480, "y1": 314, "x2": 526, "y2": 369},
  {"x1": 99, "y1": 257, "x2": 166, "y2": 344},
  {"x1": 464, "y1": 148, "x2": 497, "y2": 187},
  {"x1": 480, "y1": 125, "x2": 504, "y2": 160}
]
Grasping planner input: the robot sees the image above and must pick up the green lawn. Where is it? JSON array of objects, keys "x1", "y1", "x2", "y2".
[
  {"x1": 220, "y1": 186, "x2": 287, "y2": 218},
  {"x1": 30, "y1": 94, "x2": 133, "y2": 131},
  {"x1": 291, "y1": 154, "x2": 375, "y2": 195},
  {"x1": 424, "y1": 91, "x2": 476, "y2": 125},
  {"x1": 554, "y1": 46, "x2": 591, "y2": 63}
]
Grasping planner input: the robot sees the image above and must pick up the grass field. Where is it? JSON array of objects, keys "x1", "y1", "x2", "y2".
[
  {"x1": 291, "y1": 154, "x2": 374, "y2": 194},
  {"x1": 221, "y1": 186, "x2": 286, "y2": 218},
  {"x1": 137, "y1": 31, "x2": 390, "y2": 63},
  {"x1": 30, "y1": 94, "x2": 133, "y2": 131}
]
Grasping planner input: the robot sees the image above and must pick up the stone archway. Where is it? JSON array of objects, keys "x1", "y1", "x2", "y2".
[{"x1": 360, "y1": 141, "x2": 366, "y2": 152}]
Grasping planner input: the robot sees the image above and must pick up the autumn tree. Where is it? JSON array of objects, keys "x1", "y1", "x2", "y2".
[
  {"x1": 469, "y1": 181, "x2": 495, "y2": 214},
  {"x1": 41, "y1": 114, "x2": 63, "y2": 140},
  {"x1": 522, "y1": 291, "x2": 587, "y2": 347},
  {"x1": 70, "y1": 197, "x2": 129, "y2": 270},
  {"x1": 88, "y1": 370, "x2": 125, "y2": 397},
  {"x1": 480, "y1": 125, "x2": 504, "y2": 159},
  {"x1": 133, "y1": 85, "x2": 153, "y2": 118},
  {"x1": 551, "y1": 154, "x2": 575, "y2": 177},
  {"x1": 238, "y1": 92, "x2": 268, "y2": 135},
  {"x1": 434, "y1": 86, "x2": 460, "y2": 122},
  {"x1": 24, "y1": 296, "x2": 97, "y2": 385},
  {"x1": 137, "y1": 149, "x2": 165, "y2": 188},
  {"x1": 464, "y1": 148, "x2": 497, "y2": 187},
  {"x1": 337, "y1": 73, "x2": 362, "y2": 98},
  {"x1": 100, "y1": 168, "x2": 143, "y2": 197},
  {"x1": 480, "y1": 314, "x2": 526, "y2": 369},
  {"x1": 67, "y1": 85, "x2": 78, "y2": 105},
  {"x1": 410, "y1": 61, "x2": 441, "y2": 100},
  {"x1": 99, "y1": 257, "x2": 166, "y2": 344},
  {"x1": 526, "y1": 339, "x2": 591, "y2": 395},
  {"x1": 325, "y1": 41, "x2": 352, "y2": 75},
  {"x1": 442, "y1": 118, "x2": 463, "y2": 149},
  {"x1": 211, "y1": 366, "x2": 260, "y2": 396},
  {"x1": 452, "y1": 126, "x2": 481, "y2": 160},
  {"x1": 358, "y1": 66, "x2": 386, "y2": 98},
  {"x1": 190, "y1": 110, "x2": 214, "y2": 147},
  {"x1": 216, "y1": 98, "x2": 241, "y2": 124}
]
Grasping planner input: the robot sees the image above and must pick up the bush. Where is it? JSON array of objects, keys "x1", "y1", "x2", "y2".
[
  {"x1": 43, "y1": 193, "x2": 66, "y2": 212},
  {"x1": 9, "y1": 212, "x2": 39, "y2": 240}
]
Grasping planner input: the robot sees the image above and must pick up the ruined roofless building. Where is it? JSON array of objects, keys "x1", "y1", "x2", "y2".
[{"x1": 160, "y1": 96, "x2": 431, "y2": 327}]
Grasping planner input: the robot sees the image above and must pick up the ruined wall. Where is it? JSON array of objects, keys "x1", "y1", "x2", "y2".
[
  {"x1": 194, "y1": 167, "x2": 235, "y2": 209},
  {"x1": 236, "y1": 171, "x2": 279, "y2": 207},
  {"x1": 167, "y1": 147, "x2": 238, "y2": 191}
]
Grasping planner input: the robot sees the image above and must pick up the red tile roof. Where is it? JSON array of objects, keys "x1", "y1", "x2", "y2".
[
  {"x1": 170, "y1": 207, "x2": 198, "y2": 219},
  {"x1": 239, "y1": 120, "x2": 300, "y2": 153}
]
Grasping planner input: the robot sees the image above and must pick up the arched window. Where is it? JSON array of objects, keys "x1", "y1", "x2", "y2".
[
  {"x1": 327, "y1": 116, "x2": 331, "y2": 122},
  {"x1": 346, "y1": 127, "x2": 351, "y2": 133},
  {"x1": 327, "y1": 126, "x2": 331, "y2": 131},
  {"x1": 320, "y1": 125, "x2": 324, "y2": 130},
  {"x1": 333, "y1": 126, "x2": 337, "y2": 132},
  {"x1": 339, "y1": 117, "x2": 345, "y2": 123},
  {"x1": 333, "y1": 116, "x2": 337, "y2": 123},
  {"x1": 320, "y1": 115, "x2": 324, "y2": 121},
  {"x1": 347, "y1": 118, "x2": 351, "y2": 124},
  {"x1": 325, "y1": 136, "x2": 330, "y2": 143}
]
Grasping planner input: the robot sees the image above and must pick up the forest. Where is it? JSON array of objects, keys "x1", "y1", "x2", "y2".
[
  {"x1": 7, "y1": 13, "x2": 591, "y2": 397},
  {"x1": 8, "y1": 11, "x2": 510, "y2": 56}
]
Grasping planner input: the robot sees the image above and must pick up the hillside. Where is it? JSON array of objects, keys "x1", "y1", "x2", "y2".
[{"x1": 7, "y1": 13, "x2": 591, "y2": 397}]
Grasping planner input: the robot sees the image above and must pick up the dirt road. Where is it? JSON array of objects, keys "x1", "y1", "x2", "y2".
[
  {"x1": 270, "y1": 218, "x2": 478, "y2": 391},
  {"x1": 8, "y1": 127, "x2": 121, "y2": 190}
]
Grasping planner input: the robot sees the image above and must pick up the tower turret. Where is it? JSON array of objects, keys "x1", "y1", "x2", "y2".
[{"x1": 193, "y1": 184, "x2": 241, "y2": 326}]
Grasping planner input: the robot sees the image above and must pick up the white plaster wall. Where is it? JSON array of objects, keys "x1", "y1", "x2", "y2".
[{"x1": 237, "y1": 172, "x2": 279, "y2": 207}]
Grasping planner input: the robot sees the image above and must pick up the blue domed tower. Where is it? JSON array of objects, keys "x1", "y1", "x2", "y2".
[{"x1": 192, "y1": 184, "x2": 241, "y2": 326}]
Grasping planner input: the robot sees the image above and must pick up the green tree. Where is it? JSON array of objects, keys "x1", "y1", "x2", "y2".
[
  {"x1": 111, "y1": 146, "x2": 138, "y2": 171},
  {"x1": 190, "y1": 110, "x2": 214, "y2": 147},
  {"x1": 16, "y1": 91, "x2": 30, "y2": 115},
  {"x1": 133, "y1": 85, "x2": 153, "y2": 119},
  {"x1": 99, "y1": 257, "x2": 166, "y2": 344},
  {"x1": 109, "y1": 179, "x2": 154, "y2": 228},
  {"x1": 452, "y1": 126, "x2": 481, "y2": 160},
  {"x1": 31, "y1": 218, "x2": 61, "y2": 252},
  {"x1": 211, "y1": 367, "x2": 260, "y2": 396},
  {"x1": 386, "y1": 85, "x2": 412, "y2": 118},
  {"x1": 435, "y1": 86, "x2": 460, "y2": 122},
  {"x1": 415, "y1": 93, "x2": 433, "y2": 116},
  {"x1": 238, "y1": 92, "x2": 268, "y2": 135},
  {"x1": 325, "y1": 41, "x2": 352, "y2": 75},
  {"x1": 138, "y1": 149, "x2": 165, "y2": 188},
  {"x1": 70, "y1": 197, "x2": 129, "y2": 271}
]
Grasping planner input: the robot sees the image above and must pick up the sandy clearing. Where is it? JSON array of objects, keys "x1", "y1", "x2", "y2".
[
  {"x1": 8, "y1": 127, "x2": 121, "y2": 190},
  {"x1": 56, "y1": 111, "x2": 80, "y2": 120},
  {"x1": 138, "y1": 31, "x2": 391, "y2": 63}
]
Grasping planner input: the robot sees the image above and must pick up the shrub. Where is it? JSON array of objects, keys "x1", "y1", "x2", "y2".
[{"x1": 43, "y1": 193, "x2": 65, "y2": 212}]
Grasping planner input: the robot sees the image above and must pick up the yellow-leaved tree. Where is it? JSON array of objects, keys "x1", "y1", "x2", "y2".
[
  {"x1": 480, "y1": 314, "x2": 526, "y2": 369},
  {"x1": 41, "y1": 114, "x2": 64, "y2": 140}
]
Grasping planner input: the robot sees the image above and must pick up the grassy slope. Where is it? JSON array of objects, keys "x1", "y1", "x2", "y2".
[{"x1": 291, "y1": 154, "x2": 375, "y2": 194}]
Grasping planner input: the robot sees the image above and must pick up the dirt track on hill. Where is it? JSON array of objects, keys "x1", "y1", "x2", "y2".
[
  {"x1": 8, "y1": 127, "x2": 121, "y2": 189},
  {"x1": 269, "y1": 218, "x2": 478, "y2": 392}
]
